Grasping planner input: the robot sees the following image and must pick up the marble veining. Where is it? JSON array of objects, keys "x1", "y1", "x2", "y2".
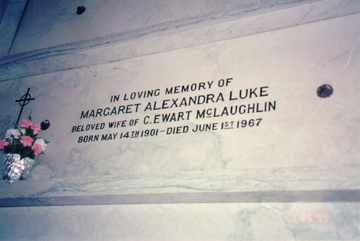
[
  {"x1": 1, "y1": 0, "x2": 360, "y2": 81},
  {"x1": 1, "y1": 165, "x2": 360, "y2": 199},
  {"x1": 9, "y1": 0, "x2": 317, "y2": 54},
  {"x1": 1, "y1": 12, "x2": 360, "y2": 190},
  {"x1": 1, "y1": 1, "x2": 360, "y2": 240},
  {"x1": 0, "y1": 203, "x2": 359, "y2": 240}
]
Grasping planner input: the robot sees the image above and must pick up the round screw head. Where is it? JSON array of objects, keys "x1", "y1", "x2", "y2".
[
  {"x1": 317, "y1": 84, "x2": 333, "y2": 98},
  {"x1": 77, "y1": 6, "x2": 86, "y2": 15},
  {"x1": 41, "y1": 120, "x2": 50, "y2": 130}
]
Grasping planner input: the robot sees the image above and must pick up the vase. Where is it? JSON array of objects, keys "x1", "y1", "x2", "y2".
[{"x1": 2, "y1": 154, "x2": 35, "y2": 184}]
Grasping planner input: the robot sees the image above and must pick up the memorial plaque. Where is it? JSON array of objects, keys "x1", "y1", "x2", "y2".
[
  {"x1": 0, "y1": 13, "x2": 360, "y2": 188},
  {"x1": 1, "y1": 2, "x2": 360, "y2": 240}
]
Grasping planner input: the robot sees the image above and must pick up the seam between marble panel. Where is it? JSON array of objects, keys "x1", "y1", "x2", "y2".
[{"x1": 1, "y1": 190, "x2": 360, "y2": 207}]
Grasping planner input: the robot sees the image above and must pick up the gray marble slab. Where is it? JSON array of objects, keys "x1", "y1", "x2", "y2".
[
  {"x1": 1, "y1": 202, "x2": 360, "y2": 240},
  {"x1": 1, "y1": 10, "x2": 360, "y2": 200},
  {"x1": 1, "y1": 1, "x2": 360, "y2": 240},
  {"x1": 1, "y1": 0, "x2": 360, "y2": 81},
  {"x1": 1, "y1": 190, "x2": 360, "y2": 208},
  {"x1": 9, "y1": 0, "x2": 315, "y2": 54},
  {"x1": 0, "y1": 0, "x2": 27, "y2": 58}
]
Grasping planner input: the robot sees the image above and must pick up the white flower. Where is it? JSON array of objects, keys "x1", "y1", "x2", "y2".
[
  {"x1": 35, "y1": 138, "x2": 47, "y2": 152},
  {"x1": 5, "y1": 129, "x2": 21, "y2": 139}
]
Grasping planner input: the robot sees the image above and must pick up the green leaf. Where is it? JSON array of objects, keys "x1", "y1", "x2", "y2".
[
  {"x1": 22, "y1": 146, "x2": 33, "y2": 159},
  {"x1": 4, "y1": 145, "x2": 11, "y2": 154},
  {"x1": 11, "y1": 139, "x2": 16, "y2": 153}
]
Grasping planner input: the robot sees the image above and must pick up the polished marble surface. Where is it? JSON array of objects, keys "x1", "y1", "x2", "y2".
[
  {"x1": 1, "y1": 190, "x2": 360, "y2": 207},
  {"x1": 9, "y1": 0, "x2": 318, "y2": 54},
  {"x1": 1, "y1": 12, "x2": 360, "y2": 185},
  {"x1": 1, "y1": 0, "x2": 360, "y2": 81},
  {"x1": 0, "y1": 11, "x2": 360, "y2": 194},
  {"x1": 0, "y1": 0, "x2": 26, "y2": 58},
  {"x1": 1, "y1": 1, "x2": 360, "y2": 240},
  {"x1": 1, "y1": 203, "x2": 360, "y2": 240},
  {"x1": 1, "y1": 165, "x2": 360, "y2": 200}
]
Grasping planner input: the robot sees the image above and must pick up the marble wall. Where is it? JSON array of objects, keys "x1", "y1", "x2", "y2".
[
  {"x1": 1, "y1": 0, "x2": 360, "y2": 240},
  {"x1": 1, "y1": 203, "x2": 360, "y2": 240}
]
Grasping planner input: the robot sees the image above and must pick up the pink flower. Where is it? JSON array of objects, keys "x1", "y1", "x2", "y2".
[
  {"x1": 35, "y1": 139, "x2": 47, "y2": 152},
  {"x1": 0, "y1": 139, "x2": 6, "y2": 150},
  {"x1": 20, "y1": 135, "x2": 33, "y2": 147},
  {"x1": 30, "y1": 123, "x2": 41, "y2": 135},
  {"x1": 31, "y1": 143, "x2": 42, "y2": 156},
  {"x1": 20, "y1": 119, "x2": 33, "y2": 128}
]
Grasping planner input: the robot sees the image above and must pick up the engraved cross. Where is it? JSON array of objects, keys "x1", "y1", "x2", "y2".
[{"x1": 15, "y1": 88, "x2": 35, "y2": 127}]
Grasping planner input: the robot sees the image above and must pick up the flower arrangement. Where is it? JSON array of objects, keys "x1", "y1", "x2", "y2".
[{"x1": 0, "y1": 116, "x2": 49, "y2": 159}]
